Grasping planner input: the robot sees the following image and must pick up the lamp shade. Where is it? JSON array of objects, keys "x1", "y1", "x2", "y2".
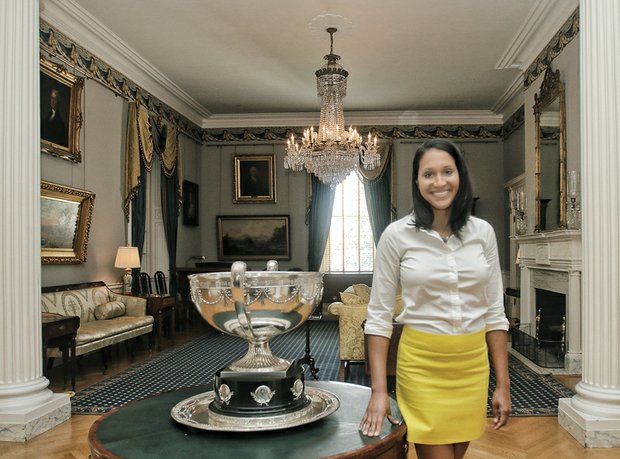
[{"x1": 114, "y1": 246, "x2": 141, "y2": 269}]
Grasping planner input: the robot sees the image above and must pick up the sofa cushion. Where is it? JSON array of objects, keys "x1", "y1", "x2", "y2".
[
  {"x1": 94, "y1": 301, "x2": 126, "y2": 320},
  {"x1": 41, "y1": 285, "x2": 112, "y2": 323}
]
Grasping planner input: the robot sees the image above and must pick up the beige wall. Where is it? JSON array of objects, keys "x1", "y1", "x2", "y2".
[
  {"x1": 200, "y1": 143, "x2": 308, "y2": 270},
  {"x1": 41, "y1": 80, "x2": 127, "y2": 287},
  {"x1": 41, "y1": 79, "x2": 203, "y2": 287}
]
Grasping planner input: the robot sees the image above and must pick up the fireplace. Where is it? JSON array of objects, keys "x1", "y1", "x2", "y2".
[
  {"x1": 514, "y1": 230, "x2": 581, "y2": 372},
  {"x1": 511, "y1": 288, "x2": 567, "y2": 368}
]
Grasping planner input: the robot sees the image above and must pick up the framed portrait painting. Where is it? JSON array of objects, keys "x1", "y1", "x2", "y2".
[
  {"x1": 183, "y1": 180, "x2": 199, "y2": 226},
  {"x1": 40, "y1": 57, "x2": 84, "y2": 163},
  {"x1": 41, "y1": 181, "x2": 95, "y2": 264},
  {"x1": 217, "y1": 215, "x2": 290, "y2": 261},
  {"x1": 233, "y1": 154, "x2": 276, "y2": 203}
]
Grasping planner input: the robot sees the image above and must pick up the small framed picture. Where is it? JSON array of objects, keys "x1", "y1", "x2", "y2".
[
  {"x1": 40, "y1": 57, "x2": 84, "y2": 163},
  {"x1": 183, "y1": 180, "x2": 199, "y2": 226},
  {"x1": 233, "y1": 154, "x2": 276, "y2": 203},
  {"x1": 217, "y1": 215, "x2": 290, "y2": 261},
  {"x1": 41, "y1": 181, "x2": 95, "y2": 264}
]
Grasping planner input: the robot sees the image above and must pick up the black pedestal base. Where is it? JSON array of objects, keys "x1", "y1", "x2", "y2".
[{"x1": 211, "y1": 362, "x2": 310, "y2": 417}]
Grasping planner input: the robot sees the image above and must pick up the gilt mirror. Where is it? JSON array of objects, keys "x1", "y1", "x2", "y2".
[{"x1": 534, "y1": 67, "x2": 566, "y2": 231}]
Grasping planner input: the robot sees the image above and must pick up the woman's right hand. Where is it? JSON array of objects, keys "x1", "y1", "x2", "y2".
[{"x1": 359, "y1": 390, "x2": 398, "y2": 437}]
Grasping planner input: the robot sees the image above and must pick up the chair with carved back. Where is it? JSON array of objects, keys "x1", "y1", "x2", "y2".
[
  {"x1": 153, "y1": 271, "x2": 168, "y2": 296},
  {"x1": 138, "y1": 272, "x2": 152, "y2": 296}
]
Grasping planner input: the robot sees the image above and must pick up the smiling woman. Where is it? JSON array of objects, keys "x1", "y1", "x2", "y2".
[{"x1": 361, "y1": 139, "x2": 510, "y2": 459}]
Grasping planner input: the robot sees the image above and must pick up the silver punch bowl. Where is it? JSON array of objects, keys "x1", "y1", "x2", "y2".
[{"x1": 170, "y1": 261, "x2": 340, "y2": 432}]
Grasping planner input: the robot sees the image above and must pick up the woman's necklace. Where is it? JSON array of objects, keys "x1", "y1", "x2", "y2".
[{"x1": 436, "y1": 226, "x2": 452, "y2": 243}]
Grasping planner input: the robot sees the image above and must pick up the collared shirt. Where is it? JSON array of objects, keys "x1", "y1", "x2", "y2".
[{"x1": 364, "y1": 214, "x2": 509, "y2": 338}]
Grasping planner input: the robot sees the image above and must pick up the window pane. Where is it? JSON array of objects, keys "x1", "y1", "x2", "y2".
[{"x1": 321, "y1": 172, "x2": 376, "y2": 273}]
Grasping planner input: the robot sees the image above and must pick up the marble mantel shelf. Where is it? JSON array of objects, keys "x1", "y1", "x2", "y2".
[{"x1": 515, "y1": 230, "x2": 582, "y2": 269}]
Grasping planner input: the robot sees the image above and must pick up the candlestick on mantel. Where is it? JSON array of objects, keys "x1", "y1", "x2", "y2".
[{"x1": 568, "y1": 170, "x2": 578, "y2": 198}]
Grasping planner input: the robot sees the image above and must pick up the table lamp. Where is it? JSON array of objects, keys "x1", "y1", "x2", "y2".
[{"x1": 114, "y1": 246, "x2": 141, "y2": 293}]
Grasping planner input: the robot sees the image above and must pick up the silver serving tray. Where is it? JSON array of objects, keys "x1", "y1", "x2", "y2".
[{"x1": 171, "y1": 387, "x2": 340, "y2": 432}]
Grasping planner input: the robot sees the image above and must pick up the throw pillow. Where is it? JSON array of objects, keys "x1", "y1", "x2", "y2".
[
  {"x1": 340, "y1": 292, "x2": 366, "y2": 305},
  {"x1": 94, "y1": 301, "x2": 126, "y2": 320}
]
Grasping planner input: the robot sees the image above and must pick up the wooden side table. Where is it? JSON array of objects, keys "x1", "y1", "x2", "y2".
[
  {"x1": 42, "y1": 313, "x2": 80, "y2": 391},
  {"x1": 145, "y1": 295, "x2": 176, "y2": 351}
]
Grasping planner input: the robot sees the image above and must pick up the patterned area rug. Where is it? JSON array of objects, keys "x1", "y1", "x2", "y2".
[{"x1": 71, "y1": 320, "x2": 574, "y2": 415}]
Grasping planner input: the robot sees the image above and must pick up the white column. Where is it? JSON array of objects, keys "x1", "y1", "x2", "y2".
[
  {"x1": 558, "y1": 0, "x2": 620, "y2": 447},
  {"x1": 0, "y1": 0, "x2": 70, "y2": 442}
]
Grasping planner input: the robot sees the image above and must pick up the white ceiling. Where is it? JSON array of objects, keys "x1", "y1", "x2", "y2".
[{"x1": 41, "y1": 0, "x2": 579, "y2": 128}]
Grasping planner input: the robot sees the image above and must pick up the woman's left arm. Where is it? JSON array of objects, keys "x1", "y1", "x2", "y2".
[{"x1": 486, "y1": 330, "x2": 511, "y2": 429}]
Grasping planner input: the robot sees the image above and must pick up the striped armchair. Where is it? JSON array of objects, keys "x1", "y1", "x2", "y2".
[{"x1": 328, "y1": 284, "x2": 403, "y2": 381}]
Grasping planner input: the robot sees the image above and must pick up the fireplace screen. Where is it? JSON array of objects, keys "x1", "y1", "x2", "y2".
[{"x1": 510, "y1": 289, "x2": 566, "y2": 368}]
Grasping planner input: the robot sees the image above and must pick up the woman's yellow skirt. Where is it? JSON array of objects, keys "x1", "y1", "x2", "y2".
[{"x1": 396, "y1": 326, "x2": 489, "y2": 445}]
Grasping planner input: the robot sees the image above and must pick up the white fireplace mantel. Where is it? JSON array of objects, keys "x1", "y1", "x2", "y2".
[{"x1": 515, "y1": 229, "x2": 582, "y2": 372}]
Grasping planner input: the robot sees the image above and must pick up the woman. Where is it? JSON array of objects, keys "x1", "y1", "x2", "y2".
[{"x1": 359, "y1": 139, "x2": 511, "y2": 459}]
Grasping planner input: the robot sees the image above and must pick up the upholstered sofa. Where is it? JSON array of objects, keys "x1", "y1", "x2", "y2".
[
  {"x1": 41, "y1": 281, "x2": 154, "y2": 362},
  {"x1": 328, "y1": 284, "x2": 403, "y2": 380}
]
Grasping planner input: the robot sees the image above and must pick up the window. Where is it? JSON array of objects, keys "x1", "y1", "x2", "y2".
[{"x1": 320, "y1": 173, "x2": 375, "y2": 272}]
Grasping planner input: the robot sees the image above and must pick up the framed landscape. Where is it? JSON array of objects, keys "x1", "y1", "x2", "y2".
[
  {"x1": 217, "y1": 215, "x2": 290, "y2": 261},
  {"x1": 41, "y1": 180, "x2": 95, "y2": 264}
]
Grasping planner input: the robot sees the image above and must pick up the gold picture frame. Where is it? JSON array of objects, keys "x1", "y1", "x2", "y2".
[
  {"x1": 41, "y1": 181, "x2": 95, "y2": 264},
  {"x1": 40, "y1": 57, "x2": 84, "y2": 163},
  {"x1": 233, "y1": 154, "x2": 276, "y2": 203}
]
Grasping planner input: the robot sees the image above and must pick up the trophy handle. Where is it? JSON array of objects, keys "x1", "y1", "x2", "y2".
[{"x1": 231, "y1": 261, "x2": 255, "y2": 340}]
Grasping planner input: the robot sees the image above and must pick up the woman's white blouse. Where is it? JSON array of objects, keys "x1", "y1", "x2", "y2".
[{"x1": 364, "y1": 215, "x2": 509, "y2": 338}]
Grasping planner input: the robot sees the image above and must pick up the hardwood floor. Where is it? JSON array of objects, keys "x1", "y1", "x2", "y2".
[{"x1": 1, "y1": 323, "x2": 619, "y2": 459}]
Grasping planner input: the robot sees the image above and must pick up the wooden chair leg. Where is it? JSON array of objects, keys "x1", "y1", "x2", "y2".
[{"x1": 339, "y1": 360, "x2": 346, "y2": 382}]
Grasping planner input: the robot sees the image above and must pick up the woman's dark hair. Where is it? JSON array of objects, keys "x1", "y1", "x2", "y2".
[{"x1": 411, "y1": 138, "x2": 473, "y2": 237}]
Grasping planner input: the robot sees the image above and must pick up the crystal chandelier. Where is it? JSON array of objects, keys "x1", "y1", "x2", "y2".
[{"x1": 284, "y1": 28, "x2": 380, "y2": 187}]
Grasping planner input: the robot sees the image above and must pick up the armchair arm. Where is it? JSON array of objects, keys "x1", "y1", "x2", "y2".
[{"x1": 109, "y1": 292, "x2": 148, "y2": 316}]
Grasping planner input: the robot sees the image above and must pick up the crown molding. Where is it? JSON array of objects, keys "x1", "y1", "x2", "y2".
[
  {"x1": 40, "y1": 0, "x2": 210, "y2": 125},
  {"x1": 202, "y1": 110, "x2": 504, "y2": 129},
  {"x1": 495, "y1": 0, "x2": 579, "y2": 71},
  {"x1": 492, "y1": 75, "x2": 524, "y2": 116}
]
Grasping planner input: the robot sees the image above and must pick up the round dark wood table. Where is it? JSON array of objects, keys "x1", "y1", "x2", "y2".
[{"x1": 88, "y1": 381, "x2": 407, "y2": 458}]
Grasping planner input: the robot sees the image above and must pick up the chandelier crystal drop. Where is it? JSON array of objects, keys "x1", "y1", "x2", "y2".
[{"x1": 284, "y1": 28, "x2": 380, "y2": 187}]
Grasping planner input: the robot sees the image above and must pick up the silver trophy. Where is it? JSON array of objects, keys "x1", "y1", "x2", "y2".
[{"x1": 171, "y1": 261, "x2": 340, "y2": 432}]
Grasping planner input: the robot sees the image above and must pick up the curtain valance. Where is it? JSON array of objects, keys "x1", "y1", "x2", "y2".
[{"x1": 124, "y1": 103, "x2": 183, "y2": 218}]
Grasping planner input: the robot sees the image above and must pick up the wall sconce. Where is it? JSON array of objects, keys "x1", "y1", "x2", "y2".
[
  {"x1": 509, "y1": 188, "x2": 527, "y2": 235},
  {"x1": 567, "y1": 170, "x2": 581, "y2": 230},
  {"x1": 114, "y1": 246, "x2": 141, "y2": 293}
]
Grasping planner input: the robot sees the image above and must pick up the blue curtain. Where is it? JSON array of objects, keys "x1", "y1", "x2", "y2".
[
  {"x1": 161, "y1": 170, "x2": 179, "y2": 295},
  {"x1": 151, "y1": 119, "x2": 180, "y2": 296},
  {"x1": 307, "y1": 175, "x2": 336, "y2": 271},
  {"x1": 360, "y1": 143, "x2": 394, "y2": 245},
  {"x1": 130, "y1": 160, "x2": 147, "y2": 293}
]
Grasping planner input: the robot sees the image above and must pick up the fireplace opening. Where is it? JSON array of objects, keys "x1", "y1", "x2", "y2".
[
  {"x1": 535, "y1": 288, "x2": 566, "y2": 344},
  {"x1": 510, "y1": 288, "x2": 566, "y2": 368}
]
